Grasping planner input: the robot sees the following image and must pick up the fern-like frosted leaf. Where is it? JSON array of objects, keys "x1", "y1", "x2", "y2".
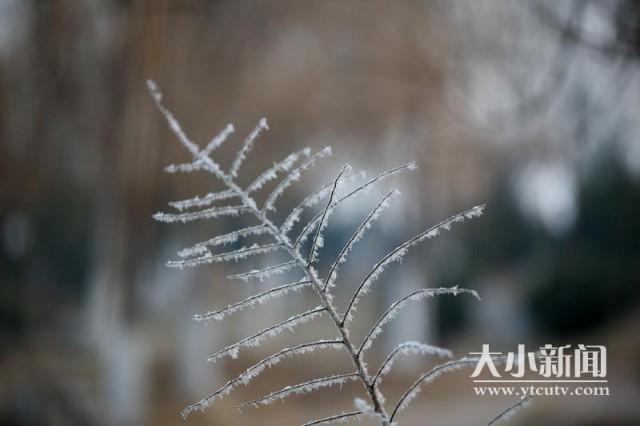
[
  {"x1": 167, "y1": 243, "x2": 284, "y2": 269},
  {"x1": 153, "y1": 205, "x2": 249, "y2": 223},
  {"x1": 180, "y1": 340, "x2": 344, "y2": 419},
  {"x1": 206, "y1": 307, "x2": 327, "y2": 363},
  {"x1": 229, "y1": 118, "x2": 269, "y2": 178},
  {"x1": 373, "y1": 341, "x2": 452, "y2": 385},
  {"x1": 488, "y1": 396, "x2": 533, "y2": 425},
  {"x1": 307, "y1": 164, "x2": 351, "y2": 266},
  {"x1": 262, "y1": 147, "x2": 333, "y2": 212},
  {"x1": 237, "y1": 373, "x2": 358, "y2": 409},
  {"x1": 294, "y1": 162, "x2": 417, "y2": 249},
  {"x1": 324, "y1": 189, "x2": 399, "y2": 292},
  {"x1": 302, "y1": 411, "x2": 364, "y2": 426},
  {"x1": 169, "y1": 189, "x2": 238, "y2": 211},
  {"x1": 202, "y1": 123, "x2": 235, "y2": 157},
  {"x1": 149, "y1": 82, "x2": 499, "y2": 424},
  {"x1": 343, "y1": 205, "x2": 485, "y2": 323},
  {"x1": 247, "y1": 148, "x2": 311, "y2": 193},
  {"x1": 177, "y1": 224, "x2": 269, "y2": 258},
  {"x1": 358, "y1": 287, "x2": 479, "y2": 355},
  {"x1": 227, "y1": 260, "x2": 299, "y2": 282},
  {"x1": 194, "y1": 279, "x2": 312, "y2": 322}
]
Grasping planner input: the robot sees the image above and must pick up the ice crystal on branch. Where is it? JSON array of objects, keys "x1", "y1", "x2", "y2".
[
  {"x1": 193, "y1": 279, "x2": 312, "y2": 323},
  {"x1": 206, "y1": 307, "x2": 327, "y2": 363},
  {"x1": 373, "y1": 341, "x2": 453, "y2": 385},
  {"x1": 238, "y1": 373, "x2": 359, "y2": 409}
]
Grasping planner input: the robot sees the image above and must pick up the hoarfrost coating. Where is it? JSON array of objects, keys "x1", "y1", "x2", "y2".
[{"x1": 148, "y1": 80, "x2": 514, "y2": 424}]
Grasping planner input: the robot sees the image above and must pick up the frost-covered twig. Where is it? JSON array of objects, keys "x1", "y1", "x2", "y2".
[
  {"x1": 229, "y1": 118, "x2": 269, "y2": 178},
  {"x1": 226, "y1": 260, "x2": 299, "y2": 282},
  {"x1": 180, "y1": 340, "x2": 344, "y2": 418},
  {"x1": 262, "y1": 147, "x2": 333, "y2": 212},
  {"x1": 302, "y1": 411, "x2": 364, "y2": 426},
  {"x1": 390, "y1": 356, "x2": 507, "y2": 422},
  {"x1": 488, "y1": 396, "x2": 533, "y2": 425},
  {"x1": 206, "y1": 307, "x2": 327, "y2": 363},
  {"x1": 147, "y1": 80, "x2": 200, "y2": 155},
  {"x1": 390, "y1": 357, "x2": 481, "y2": 421},
  {"x1": 237, "y1": 373, "x2": 359, "y2": 409},
  {"x1": 280, "y1": 181, "x2": 335, "y2": 235},
  {"x1": 177, "y1": 224, "x2": 269, "y2": 258},
  {"x1": 193, "y1": 279, "x2": 312, "y2": 322},
  {"x1": 247, "y1": 148, "x2": 311, "y2": 193},
  {"x1": 279, "y1": 169, "x2": 362, "y2": 236},
  {"x1": 168, "y1": 243, "x2": 284, "y2": 269},
  {"x1": 372, "y1": 341, "x2": 452, "y2": 385},
  {"x1": 307, "y1": 165, "x2": 351, "y2": 266},
  {"x1": 324, "y1": 189, "x2": 399, "y2": 292},
  {"x1": 202, "y1": 123, "x2": 235, "y2": 157},
  {"x1": 343, "y1": 205, "x2": 485, "y2": 324},
  {"x1": 164, "y1": 161, "x2": 205, "y2": 174},
  {"x1": 293, "y1": 162, "x2": 417, "y2": 249},
  {"x1": 169, "y1": 189, "x2": 238, "y2": 211},
  {"x1": 358, "y1": 287, "x2": 479, "y2": 355},
  {"x1": 153, "y1": 204, "x2": 249, "y2": 223}
]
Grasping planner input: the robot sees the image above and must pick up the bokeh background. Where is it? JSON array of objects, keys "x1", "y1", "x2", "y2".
[{"x1": 1, "y1": 1, "x2": 639, "y2": 425}]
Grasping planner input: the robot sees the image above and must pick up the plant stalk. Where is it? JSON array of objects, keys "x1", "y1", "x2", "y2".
[{"x1": 196, "y1": 154, "x2": 391, "y2": 424}]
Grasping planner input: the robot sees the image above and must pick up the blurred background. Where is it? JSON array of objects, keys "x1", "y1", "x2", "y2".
[{"x1": 1, "y1": 1, "x2": 639, "y2": 425}]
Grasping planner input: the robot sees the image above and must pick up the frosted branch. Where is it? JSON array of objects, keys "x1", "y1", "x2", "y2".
[
  {"x1": 193, "y1": 279, "x2": 312, "y2": 322},
  {"x1": 294, "y1": 162, "x2": 417, "y2": 249},
  {"x1": 177, "y1": 224, "x2": 269, "y2": 258},
  {"x1": 206, "y1": 307, "x2": 327, "y2": 363},
  {"x1": 153, "y1": 204, "x2": 249, "y2": 223},
  {"x1": 280, "y1": 182, "x2": 333, "y2": 236},
  {"x1": 227, "y1": 260, "x2": 299, "y2": 282},
  {"x1": 262, "y1": 147, "x2": 333, "y2": 212},
  {"x1": 180, "y1": 339, "x2": 344, "y2": 419},
  {"x1": 307, "y1": 164, "x2": 351, "y2": 266},
  {"x1": 373, "y1": 341, "x2": 453, "y2": 385},
  {"x1": 488, "y1": 396, "x2": 533, "y2": 425},
  {"x1": 202, "y1": 123, "x2": 235, "y2": 157},
  {"x1": 246, "y1": 148, "x2": 312, "y2": 193},
  {"x1": 147, "y1": 79, "x2": 231, "y2": 184},
  {"x1": 279, "y1": 170, "x2": 363, "y2": 236},
  {"x1": 323, "y1": 189, "x2": 399, "y2": 292},
  {"x1": 167, "y1": 243, "x2": 284, "y2": 269},
  {"x1": 238, "y1": 373, "x2": 358, "y2": 409},
  {"x1": 164, "y1": 161, "x2": 204, "y2": 174},
  {"x1": 302, "y1": 411, "x2": 364, "y2": 426},
  {"x1": 169, "y1": 189, "x2": 238, "y2": 211},
  {"x1": 358, "y1": 287, "x2": 479, "y2": 355},
  {"x1": 229, "y1": 118, "x2": 269, "y2": 178},
  {"x1": 146, "y1": 79, "x2": 201, "y2": 155},
  {"x1": 390, "y1": 355, "x2": 507, "y2": 422},
  {"x1": 343, "y1": 205, "x2": 485, "y2": 323}
]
